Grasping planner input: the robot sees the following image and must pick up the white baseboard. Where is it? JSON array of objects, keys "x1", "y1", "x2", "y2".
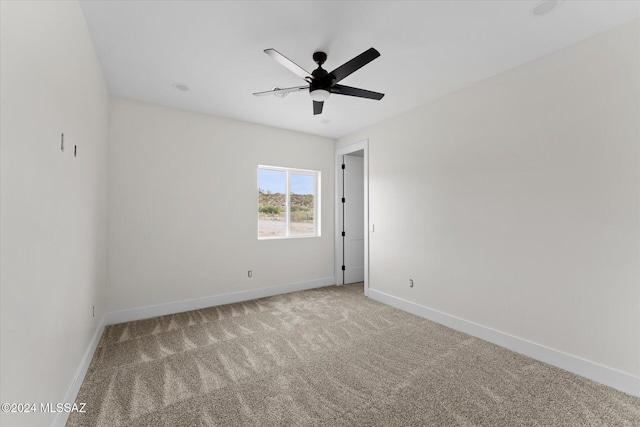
[
  {"x1": 368, "y1": 288, "x2": 640, "y2": 398},
  {"x1": 53, "y1": 314, "x2": 106, "y2": 427},
  {"x1": 106, "y1": 277, "x2": 336, "y2": 325}
]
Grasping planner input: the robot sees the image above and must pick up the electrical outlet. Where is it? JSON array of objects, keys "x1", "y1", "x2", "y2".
[
  {"x1": 248, "y1": 270, "x2": 252, "y2": 278},
  {"x1": 92, "y1": 305, "x2": 95, "y2": 318},
  {"x1": 409, "y1": 279, "x2": 414, "y2": 288}
]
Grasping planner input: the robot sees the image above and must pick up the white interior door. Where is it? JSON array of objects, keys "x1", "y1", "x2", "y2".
[{"x1": 343, "y1": 154, "x2": 364, "y2": 284}]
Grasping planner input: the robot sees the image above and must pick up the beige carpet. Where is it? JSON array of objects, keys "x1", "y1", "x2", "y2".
[{"x1": 67, "y1": 283, "x2": 640, "y2": 426}]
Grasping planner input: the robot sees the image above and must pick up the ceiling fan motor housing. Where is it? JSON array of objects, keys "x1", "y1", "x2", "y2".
[
  {"x1": 310, "y1": 69, "x2": 331, "y2": 91},
  {"x1": 310, "y1": 52, "x2": 332, "y2": 92},
  {"x1": 309, "y1": 52, "x2": 334, "y2": 92}
]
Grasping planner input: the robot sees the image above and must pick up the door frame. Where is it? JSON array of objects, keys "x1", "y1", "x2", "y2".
[{"x1": 335, "y1": 139, "x2": 369, "y2": 296}]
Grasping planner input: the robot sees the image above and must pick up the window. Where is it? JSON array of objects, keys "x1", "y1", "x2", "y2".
[{"x1": 258, "y1": 165, "x2": 320, "y2": 239}]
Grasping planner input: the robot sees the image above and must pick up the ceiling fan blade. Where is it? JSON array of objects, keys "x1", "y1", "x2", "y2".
[
  {"x1": 253, "y1": 85, "x2": 309, "y2": 96},
  {"x1": 264, "y1": 49, "x2": 311, "y2": 80},
  {"x1": 330, "y1": 84, "x2": 384, "y2": 100},
  {"x1": 313, "y1": 101, "x2": 324, "y2": 115},
  {"x1": 325, "y1": 48, "x2": 380, "y2": 84}
]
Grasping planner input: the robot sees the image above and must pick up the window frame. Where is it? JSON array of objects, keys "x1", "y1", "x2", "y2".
[{"x1": 257, "y1": 165, "x2": 321, "y2": 240}]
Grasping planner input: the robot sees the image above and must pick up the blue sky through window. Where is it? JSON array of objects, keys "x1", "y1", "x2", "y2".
[
  {"x1": 290, "y1": 174, "x2": 314, "y2": 195},
  {"x1": 258, "y1": 169, "x2": 285, "y2": 193},
  {"x1": 259, "y1": 169, "x2": 315, "y2": 195}
]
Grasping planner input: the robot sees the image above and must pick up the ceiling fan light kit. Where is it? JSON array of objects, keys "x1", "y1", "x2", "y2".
[
  {"x1": 310, "y1": 89, "x2": 330, "y2": 102},
  {"x1": 254, "y1": 48, "x2": 384, "y2": 115}
]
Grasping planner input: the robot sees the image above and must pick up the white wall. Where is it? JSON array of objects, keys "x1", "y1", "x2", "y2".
[
  {"x1": 0, "y1": 1, "x2": 109, "y2": 426},
  {"x1": 107, "y1": 98, "x2": 335, "y2": 314},
  {"x1": 338, "y1": 20, "x2": 640, "y2": 388}
]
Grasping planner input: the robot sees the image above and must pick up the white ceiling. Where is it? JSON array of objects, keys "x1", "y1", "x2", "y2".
[{"x1": 80, "y1": 1, "x2": 639, "y2": 139}]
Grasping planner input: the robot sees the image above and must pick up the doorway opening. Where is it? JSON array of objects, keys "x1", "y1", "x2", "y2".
[{"x1": 335, "y1": 140, "x2": 369, "y2": 296}]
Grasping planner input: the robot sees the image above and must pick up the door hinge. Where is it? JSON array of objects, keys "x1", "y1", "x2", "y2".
[
  {"x1": 341, "y1": 197, "x2": 345, "y2": 203},
  {"x1": 341, "y1": 265, "x2": 346, "y2": 271},
  {"x1": 341, "y1": 164, "x2": 345, "y2": 169},
  {"x1": 341, "y1": 231, "x2": 345, "y2": 237}
]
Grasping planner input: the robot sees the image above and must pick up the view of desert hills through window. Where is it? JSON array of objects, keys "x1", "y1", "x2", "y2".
[{"x1": 258, "y1": 167, "x2": 317, "y2": 238}]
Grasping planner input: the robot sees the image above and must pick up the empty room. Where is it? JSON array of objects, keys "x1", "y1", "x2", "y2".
[{"x1": 1, "y1": 0, "x2": 639, "y2": 426}]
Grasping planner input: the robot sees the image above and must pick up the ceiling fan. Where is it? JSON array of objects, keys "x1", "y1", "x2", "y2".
[{"x1": 253, "y1": 48, "x2": 384, "y2": 115}]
